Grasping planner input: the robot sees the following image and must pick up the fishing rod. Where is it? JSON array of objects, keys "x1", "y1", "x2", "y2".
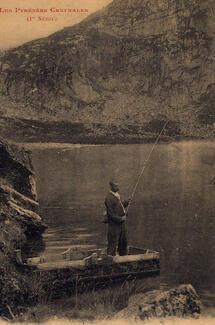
[{"x1": 126, "y1": 120, "x2": 169, "y2": 214}]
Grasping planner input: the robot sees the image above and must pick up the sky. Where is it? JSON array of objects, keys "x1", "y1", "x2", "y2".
[{"x1": 0, "y1": 0, "x2": 112, "y2": 49}]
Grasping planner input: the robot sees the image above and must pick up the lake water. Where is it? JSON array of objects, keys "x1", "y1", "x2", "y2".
[{"x1": 26, "y1": 141, "x2": 215, "y2": 309}]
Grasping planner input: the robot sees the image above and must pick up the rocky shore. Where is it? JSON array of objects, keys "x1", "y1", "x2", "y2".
[{"x1": 0, "y1": 137, "x2": 46, "y2": 319}]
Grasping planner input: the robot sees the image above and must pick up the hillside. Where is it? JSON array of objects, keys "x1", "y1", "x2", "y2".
[{"x1": 0, "y1": 0, "x2": 215, "y2": 142}]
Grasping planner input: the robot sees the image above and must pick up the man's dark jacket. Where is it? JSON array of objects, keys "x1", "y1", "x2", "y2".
[{"x1": 105, "y1": 192, "x2": 128, "y2": 224}]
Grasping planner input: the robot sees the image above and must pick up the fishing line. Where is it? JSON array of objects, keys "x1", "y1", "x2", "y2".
[{"x1": 126, "y1": 120, "x2": 169, "y2": 214}]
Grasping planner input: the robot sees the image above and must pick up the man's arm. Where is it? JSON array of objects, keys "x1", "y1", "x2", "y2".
[
  {"x1": 122, "y1": 198, "x2": 131, "y2": 208},
  {"x1": 105, "y1": 196, "x2": 124, "y2": 223},
  {"x1": 122, "y1": 200, "x2": 129, "y2": 208}
]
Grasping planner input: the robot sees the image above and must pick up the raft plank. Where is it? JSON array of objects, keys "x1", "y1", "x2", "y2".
[
  {"x1": 35, "y1": 253, "x2": 159, "y2": 271},
  {"x1": 36, "y1": 259, "x2": 86, "y2": 270},
  {"x1": 113, "y1": 253, "x2": 159, "y2": 263}
]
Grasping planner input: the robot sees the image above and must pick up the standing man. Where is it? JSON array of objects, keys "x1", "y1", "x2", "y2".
[{"x1": 105, "y1": 180, "x2": 130, "y2": 256}]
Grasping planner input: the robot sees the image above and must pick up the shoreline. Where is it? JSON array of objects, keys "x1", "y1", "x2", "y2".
[
  {"x1": 12, "y1": 136, "x2": 215, "y2": 146},
  {"x1": 0, "y1": 115, "x2": 214, "y2": 145},
  {"x1": 12, "y1": 136, "x2": 215, "y2": 150}
]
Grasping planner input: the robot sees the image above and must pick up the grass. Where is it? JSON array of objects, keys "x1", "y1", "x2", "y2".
[{"x1": 16, "y1": 277, "x2": 159, "y2": 322}]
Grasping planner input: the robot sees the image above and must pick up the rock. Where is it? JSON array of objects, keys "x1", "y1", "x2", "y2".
[
  {"x1": 0, "y1": 137, "x2": 37, "y2": 199},
  {"x1": 0, "y1": 139, "x2": 46, "y2": 237},
  {"x1": 0, "y1": 185, "x2": 39, "y2": 211},
  {"x1": 0, "y1": 185, "x2": 46, "y2": 236},
  {"x1": 0, "y1": 137, "x2": 46, "y2": 318},
  {"x1": 7, "y1": 200, "x2": 46, "y2": 235},
  {"x1": 210, "y1": 176, "x2": 215, "y2": 185},
  {"x1": 115, "y1": 289, "x2": 162, "y2": 319},
  {"x1": 116, "y1": 284, "x2": 201, "y2": 320},
  {"x1": 138, "y1": 284, "x2": 201, "y2": 319}
]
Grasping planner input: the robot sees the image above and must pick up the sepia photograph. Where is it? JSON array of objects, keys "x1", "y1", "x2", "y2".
[{"x1": 0, "y1": 0, "x2": 214, "y2": 324}]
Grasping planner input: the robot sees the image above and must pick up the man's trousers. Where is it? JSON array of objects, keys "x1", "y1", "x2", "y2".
[{"x1": 107, "y1": 222, "x2": 128, "y2": 256}]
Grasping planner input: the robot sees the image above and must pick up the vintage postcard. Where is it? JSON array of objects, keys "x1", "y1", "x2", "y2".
[{"x1": 0, "y1": 0, "x2": 214, "y2": 324}]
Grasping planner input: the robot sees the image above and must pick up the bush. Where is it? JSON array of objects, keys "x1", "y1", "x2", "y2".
[
  {"x1": 198, "y1": 84, "x2": 215, "y2": 125},
  {"x1": 144, "y1": 118, "x2": 181, "y2": 136},
  {"x1": 0, "y1": 259, "x2": 34, "y2": 318}
]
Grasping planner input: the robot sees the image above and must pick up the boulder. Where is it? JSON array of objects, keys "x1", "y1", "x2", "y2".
[
  {"x1": 116, "y1": 284, "x2": 201, "y2": 320},
  {"x1": 138, "y1": 284, "x2": 201, "y2": 319},
  {"x1": 0, "y1": 185, "x2": 46, "y2": 236}
]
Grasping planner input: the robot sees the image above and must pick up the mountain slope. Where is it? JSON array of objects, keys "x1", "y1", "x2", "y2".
[{"x1": 0, "y1": 0, "x2": 215, "y2": 142}]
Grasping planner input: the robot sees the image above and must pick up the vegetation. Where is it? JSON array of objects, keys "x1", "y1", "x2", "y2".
[
  {"x1": 15, "y1": 277, "x2": 152, "y2": 322},
  {"x1": 198, "y1": 85, "x2": 215, "y2": 125}
]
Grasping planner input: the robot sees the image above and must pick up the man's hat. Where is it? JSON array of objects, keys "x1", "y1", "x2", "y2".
[{"x1": 109, "y1": 180, "x2": 119, "y2": 187}]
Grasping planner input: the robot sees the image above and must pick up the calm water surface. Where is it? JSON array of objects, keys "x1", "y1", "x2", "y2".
[{"x1": 26, "y1": 141, "x2": 215, "y2": 308}]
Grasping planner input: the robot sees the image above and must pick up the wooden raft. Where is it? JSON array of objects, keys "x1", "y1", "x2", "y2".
[
  {"x1": 26, "y1": 246, "x2": 160, "y2": 278},
  {"x1": 23, "y1": 247, "x2": 160, "y2": 297}
]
